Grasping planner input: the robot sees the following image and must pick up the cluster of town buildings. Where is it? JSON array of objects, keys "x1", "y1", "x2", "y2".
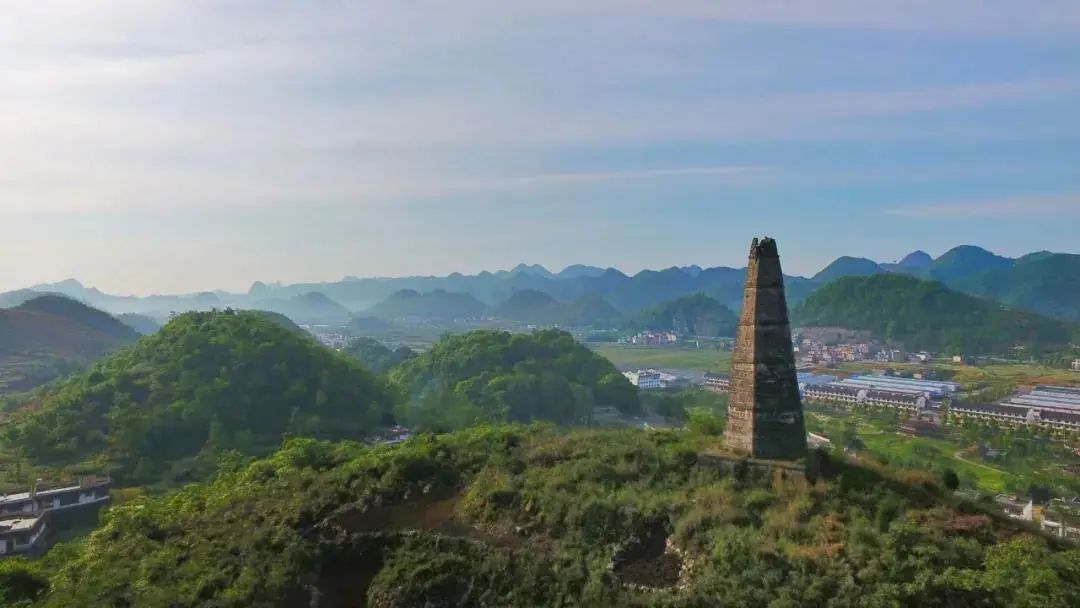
[
  {"x1": 794, "y1": 336, "x2": 937, "y2": 367},
  {"x1": 0, "y1": 477, "x2": 111, "y2": 557}
]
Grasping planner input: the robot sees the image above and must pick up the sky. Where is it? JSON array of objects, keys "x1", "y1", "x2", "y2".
[{"x1": 2, "y1": 1, "x2": 1080, "y2": 295}]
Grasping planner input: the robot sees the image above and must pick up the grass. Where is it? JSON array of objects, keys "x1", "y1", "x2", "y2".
[
  {"x1": 806, "y1": 406, "x2": 1080, "y2": 496},
  {"x1": 588, "y1": 343, "x2": 731, "y2": 373}
]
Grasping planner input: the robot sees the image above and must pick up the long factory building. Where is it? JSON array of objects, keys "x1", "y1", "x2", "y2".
[
  {"x1": 950, "y1": 386, "x2": 1080, "y2": 434},
  {"x1": 705, "y1": 373, "x2": 944, "y2": 412}
]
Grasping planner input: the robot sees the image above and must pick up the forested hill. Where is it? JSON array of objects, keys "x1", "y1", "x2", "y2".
[
  {"x1": 1, "y1": 310, "x2": 393, "y2": 485},
  {"x1": 0, "y1": 296, "x2": 140, "y2": 395},
  {"x1": 635, "y1": 293, "x2": 738, "y2": 337},
  {"x1": 14, "y1": 295, "x2": 138, "y2": 342},
  {"x1": 956, "y1": 253, "x2": 1080, "y2": 322},
  {"x1": 793, "y1": 274, "x2": 1078, "y2": 354},
  {"x1": 23, "y1": 426, "x2": 1080, "y2": 607},
  {"x1": 344, "y1": 337, "x2": 417, "y2": 373},
  {"x1": 389, "y1": 329, "x2": 639, "y2": 430},
  {"x1": 492, "y1": 290, "x2": 623, "y2": 327}
]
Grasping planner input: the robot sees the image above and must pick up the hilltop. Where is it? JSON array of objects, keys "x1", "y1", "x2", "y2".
[
  {"x1": 389, "y1": 329, "x2": 639, "y2": 430},
  {"x1": 956, "y1": 253, "x2": 1080, "y2": 322},
  {"x1": 28, "y1": 426, "x2": 1080, "y2": 607},
  {"x1": 1, "y1": 310, "x2": 393, "y2": 485},
  {"x1": 0, "y1": 296, "x2": 138, "y2": 394},
  {"x1": 253, "y1": 291, "x2": 352, "y2": 325},
  {"x1": 793, "y1": 274, "x2": 1078, "y2": 354},
  {"x1": 635, "y1": 293, "x2": 738, "y2": 337},
  {"x1": 343, "y1": 337, "x2": 417, "y2": 374}
]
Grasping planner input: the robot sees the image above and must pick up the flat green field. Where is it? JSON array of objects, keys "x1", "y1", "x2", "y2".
[{"x1": 589, "y1": 343, "x2": 731, "y2": 373}]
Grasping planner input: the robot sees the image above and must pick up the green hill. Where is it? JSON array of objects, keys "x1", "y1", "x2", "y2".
[
  {"x1": 921, "y1": 245, "x2": 1014, "y2": 282},
  {"x1": 956, "y1": 253, "x2": 1080, "y2": 322},
  {"x1": 636, "y1": 293, "x2": 738, "y2": 337},
  {"x1": 15, "y1": 295, "x2": 138, "y2": 342},
  {"x1": 793, "y1": 274, "x2": 1077, "y2": 354},
  {"x1": 389, "y1": 329, "x2": 639, "y2": 430},
  {"x1": 30, "y1": 426, "x2": 1080, "y2": 607},
  {"x1": 813, "y1": 256, "x2": 883, "y2": 282},
  {"x1": 367, "y1": 289, "x2": 487, "y2": 321},
  {"x1": 490, "y1": 291, "x2": 622, "y2": 328},
  {"x1": 1, "y1": 310, "x2": 393, "y2": 485},
  {"x1": 562, "y1": 294, "x2": 623, "y2": 327},
  {"x1": 492, "y1": 289, "x2": 564, "y2": 324},
  {"x1": 344, "y1": 337, "x2": 416, "y2": 374},
  {"x1": 0, "y1": 296, "x2": 139, "y2": 394},
  {"x1": 253, "y1": 291, "x2": 352, "y2": 325}
]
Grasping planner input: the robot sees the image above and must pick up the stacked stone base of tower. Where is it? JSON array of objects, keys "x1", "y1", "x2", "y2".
[{"x1": 723, "y1": 237, "x2": 806, "y2": 460}]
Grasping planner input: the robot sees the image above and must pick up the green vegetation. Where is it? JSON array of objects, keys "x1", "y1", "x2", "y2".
[
  {"x1": 14, "y1": 296, "x2": 138, "y2": 342},
  {"x1": 635, "y1": 293, "x2": 737, "y2": 337},
  {"x1": 813, "y1": 256, "x2": 883, "y2": 282},
  {"x1": 21, "y1": 426, "x2": 1080, "y2": 607},
  {"x1": 805, "y1": 406, "x2": 1080, "y2": 497},
  {"x1": 390, "y1": 329, "x2": 640, "y2": 430},
  {"x1": 491, "y1": 290, "x2": 623, "y2": 328},
  {"x1": 956, "y1": 253, "x2": 1080, "y2": 322},
  {"x1": 919, "y1": 245, "x2": 1014, "y2": 283},
  {"x1": 794, "y1": 274, "x2": 1078, "y2": 354},
  {"x1": 493, "y1": 289, "x2": 563, "y2": 323},
  {"x1": 0, "y1": 296, "x2": 139, "y2": 395},
  {"x1": 1, "y1": 310, "x2": 393, "y2": 486},
  {"x1": 590, "y1": 343, "x2": 731, "y2": 373},
  {"x1": 343, "y1": 337, "x2": 417, "y2": 373}
]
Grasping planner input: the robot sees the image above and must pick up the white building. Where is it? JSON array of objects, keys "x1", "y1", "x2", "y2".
[
  {"x1": 1072, "y1": 359, "x2": 1080, "y2": 372},
  {"x1": 623, "y1": 369, "x2": 662, "y2": 390}
]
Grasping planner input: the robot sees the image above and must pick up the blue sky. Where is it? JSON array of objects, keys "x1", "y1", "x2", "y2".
[{"x1": 2, "y1": 1, "x2": 1079, "y2": 294}]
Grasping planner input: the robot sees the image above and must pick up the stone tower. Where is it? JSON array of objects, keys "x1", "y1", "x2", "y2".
[{"x1": 724, "y1": 237, "x2": 806, "y2": 460}]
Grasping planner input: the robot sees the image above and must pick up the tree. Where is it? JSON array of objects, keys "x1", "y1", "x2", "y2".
[{"x1": 942, "y1": 468, "x2": 960, "y2": 491}]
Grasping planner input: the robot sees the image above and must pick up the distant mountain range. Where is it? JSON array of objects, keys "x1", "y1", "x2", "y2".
[
  {"x1": 5, "y1": 245, "x2": 1079, "y2": 326},
  {"x1": 811, "y1": 246, "x2": 1080, "y2": 322}
]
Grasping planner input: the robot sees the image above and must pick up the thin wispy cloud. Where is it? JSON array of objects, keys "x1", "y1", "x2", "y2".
[{"x1": 0, "y1": 1, "x2": 1078, "y2": 291}]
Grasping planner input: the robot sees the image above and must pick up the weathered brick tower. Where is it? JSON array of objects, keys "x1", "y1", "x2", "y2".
[{"x1": 724, "y1": 237, "x2": 806, "y2": 460}]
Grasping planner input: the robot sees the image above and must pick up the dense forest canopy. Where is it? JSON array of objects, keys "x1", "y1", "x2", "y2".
[
  {"x1": 389, "y1": 329, "x2": 640, "y2": 430},
  {"x1": 343, "y1": 337, "x2": 417, "y2": 374},
  {"x1": 21, "y1": 426, "x2": 1080, "y2": 607},
  {"x1": 793, "y1": 274, "x2": 1078, "y2": 354},
  {"x1": 635, "y1": 293, "x2": 738, "y2": 337},
  {"x1": 1, "y1": 310, "x2": 393, "y2": 485}
]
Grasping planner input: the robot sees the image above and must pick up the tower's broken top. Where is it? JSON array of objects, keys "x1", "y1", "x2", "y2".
[
  {"x1": 723, "y1": 237, "x2": 806, "y2": 460},
  {"x1": 749, "y1": 237, "x2": 779, "y2": 258}
]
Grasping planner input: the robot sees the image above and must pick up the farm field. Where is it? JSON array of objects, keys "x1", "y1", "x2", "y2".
[{"x1": 589, "y1": 343, "x2": 731, "y2": 373}]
